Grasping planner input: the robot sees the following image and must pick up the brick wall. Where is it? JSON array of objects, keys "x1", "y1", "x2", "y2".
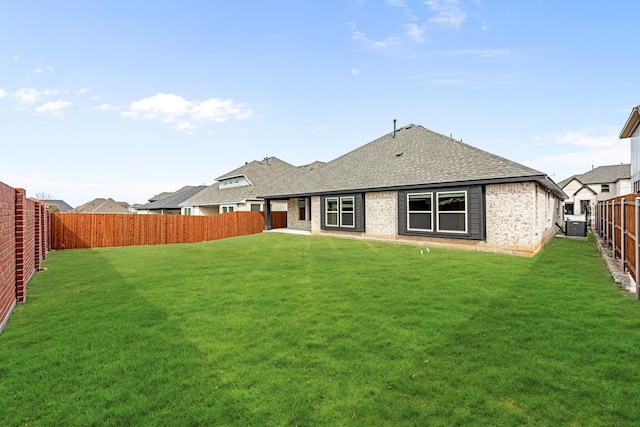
[{"x1": 0, "y1": 182, "x2": 50, "y2": 333}]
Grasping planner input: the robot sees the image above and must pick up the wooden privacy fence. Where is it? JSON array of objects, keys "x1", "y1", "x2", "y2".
[
  {"x1": 596, "y1": 194, "x2": 640, "y2": 299},
  {"x1": 51, "y1": 211, "x2": 287, "y2": 249}
]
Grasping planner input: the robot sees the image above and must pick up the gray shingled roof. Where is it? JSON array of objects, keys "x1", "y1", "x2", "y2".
[
  {"x1": 72, "y1": 198, "x2": 131, "y2": 214},
  {"x1": 138, "y1": 186, "x2": 207, "y2": 210},
  {"x1": 262, "y1": 124, "x2": 565, "y2": 198},
  {"x1": 558, "y1": 164, "x2": 631, "y2": 188},
  {"x1": 180, "y1": 157, "x2": 299, "y2": 206},
  {"x1": 42, "y1": 199, "x2": 73, "y2": 212}
]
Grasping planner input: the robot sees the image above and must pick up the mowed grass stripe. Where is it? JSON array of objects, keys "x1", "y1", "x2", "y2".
[{"x1": 1, "y1": 233, "x2": 639, "y2": 426}]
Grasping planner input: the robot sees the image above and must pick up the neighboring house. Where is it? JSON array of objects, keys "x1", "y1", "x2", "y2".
[
  {"x1": 260, "y1": 123, "x2": 566, "y2": 256},
  {"x1": 180, "y1": 157, "x2": 304, "y2": 215},
  {"x1": 137, "y1": 186, "x2": 207, "y2": 214},
  {"x1": 72, "y1": 198, "x2": 131, "y2": 214},
  {"x1": 557, "y1": 164, "x2": 631, "y2": 222},
  {"x1": 620, "y1": 105, "x2": 640, "y2": 192},
  {"x1": 41, "y1": 199, "x2": 73, "y2": 212}
]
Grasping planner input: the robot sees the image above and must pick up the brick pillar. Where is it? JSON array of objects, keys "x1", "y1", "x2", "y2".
[
  {"x1": 34, "y1": 202, "x2": 41, "y2": 271},
  {"x1": 15, "y1": 188, "x2": 26, "y2": 303}
]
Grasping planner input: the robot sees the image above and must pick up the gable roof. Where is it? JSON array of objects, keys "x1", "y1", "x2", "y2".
[
  {"x1": 620, "y1": 105, "x2": 640, "y2": 138},
  {"x1": 181, "y1": 157, "x2": 299, "y2": 207},
  {"x1": 147, "y1": 186, "x2": 195, "y2": 203},
  {"x1": 262, "y1": 124, "x2": 565, "y2": 199},
  {"x1": 571, "y1": 184, "x2": 598, "y2": 197},
  {"x1": 72, "y1": 198, "x2": 131, "y2": 214},
  {"x1": 41, "y1": 199, "x2": 73, "y2": 212},
  {"x1": 137, "y1": 185, "x2": 207, "y2": 210},
  {"x1": 558, "y1": 164, "x2": 631, "y2": 188}
]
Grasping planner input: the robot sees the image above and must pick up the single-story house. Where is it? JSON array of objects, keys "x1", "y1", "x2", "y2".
[
  {"x1": 260, "y1": 123, "x2": 567, "y2": 256},
  {"x1": 557, "y1": 164, "x2": 631, "y2": 222},
  {"x1": 137, "y1": 185, "x2": 207, "y2": 214},
  {"x1": 179, "y1": 157, "x2": 304, "y2": 215}
]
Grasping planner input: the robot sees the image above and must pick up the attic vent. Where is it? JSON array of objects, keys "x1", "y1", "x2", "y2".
[{"x1": 395, "y1": 151, "x2": 404, "y2": 157}]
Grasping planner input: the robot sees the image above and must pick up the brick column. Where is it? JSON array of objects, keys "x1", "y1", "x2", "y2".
[
  {"x1": 15, "y1": 188, "x2": 27, "y2": 303},
  {"x1": 34, "y1": 202, "x2": 41, "y2": 272}
]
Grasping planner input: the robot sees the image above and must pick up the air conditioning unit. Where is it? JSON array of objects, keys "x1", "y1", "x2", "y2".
[{"x1": 565, "y1": 220, "x2": 587, "y2": 237}]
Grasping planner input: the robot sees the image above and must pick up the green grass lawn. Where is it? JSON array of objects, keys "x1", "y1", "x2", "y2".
[{"x1": 1, "y1": 233, "x2": 640, "y2": 426}]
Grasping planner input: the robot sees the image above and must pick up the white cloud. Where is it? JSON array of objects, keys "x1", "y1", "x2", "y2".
[
  {"x1": 34, "y1": 68, "x2": 43, "y2": 74},
  {"x1": 351, "y1": 68, "x2": 361, "y2": 75},
  {"x1": 443, "y1": 48, "x2": 514, "y2": 58},
  {"x1": 351, "y1": 29, "x2": 401, "y2": 49},
  {"x1": 534, "y1": 127, "x2": 621, "y2": 149},
  {"x1": 190, "y1": 98, "x2": 252, "y2": 122},
  {"x1": 94, "y1": 103, "x2": 116, "y2": 111},
  {"x1": 405, "y1": 23, "x2": 426, "y2": 42},
  {"x1": 310, "y1": 125, "x2": 328, "y2": 134},
  {"x1": 123, "y1": 92, "x2": 253, "y2": 132},
  {"x1": 35, "y1": 100, "x2": 72, "y2": 116},
  {"x1": 13, "y1": 88, "x2": 58, "y2": 105},
  {"x1": 425, "y1": 0, "x2": 467, "y2": 27},
  {"x1": 123, "y1": 93, "x2": 192, "y2": 120},
  {"x1": 526, "y1": 128, "x2": 630, "y2": 179},
  {"x1": 174, "y1": 122, "x2": 197, "y2": 133},
  {"x1": 0, "y1": 89, "x2": 6, "y2": 98}
]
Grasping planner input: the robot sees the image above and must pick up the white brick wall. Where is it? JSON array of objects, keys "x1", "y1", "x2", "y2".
[
  {"x1": 485, "y1": 182, "x2": 559, "y2": 254},
  {"x1": 290, "y1": 183, "x2": 560, "y2": 256},
  {"x1": 286, "y1": 198, "x2": 311, "y2": 231},
  {"x1": 364, "y1": 191, "x2": 397, "y2": 238}
]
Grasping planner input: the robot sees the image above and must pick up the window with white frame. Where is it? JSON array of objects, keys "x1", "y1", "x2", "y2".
[
  {"x1": 221, "y1": 205, "x2": 234, "y2": 213},
  {"x1": 325, "y1": 196, "x2": 355, "y2": 228},
  {"x1": 407, "y1": 193, "x2": 433, "y2": 231},
  {"x1": 437, "y1": 191, "x2": 467, "y2": 233},
  {"x1": 601, "y1": 184, "x2": 610, "y2": 193},
  {"x1": 341, "y1": 197, "x2": 354, "y2": 226}
]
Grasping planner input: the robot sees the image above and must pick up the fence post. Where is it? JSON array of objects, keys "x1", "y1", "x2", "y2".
[
  {"x1": 596, "y1": 202, "x2": 601, "y2": 236},
  {"x1": 604, "y1": 201, "x2": 607, "y2": 237},
  {"x1": 612, "y1": 200, "x2": 616, "y2": 256},
  {"x1": 636, "y1": 198, "x2": 640, "y2": 300},
  {"x1": 621, "y1": 198, "x2": 626, "y2": 270}
]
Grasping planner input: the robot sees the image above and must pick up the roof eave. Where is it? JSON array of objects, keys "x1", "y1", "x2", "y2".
[
  {"x1": 620, "y1": 106, "x2": 640, "y2": 138},
  {"x1": 262, "y1": 175, "x2": 567, "y2": 200}
]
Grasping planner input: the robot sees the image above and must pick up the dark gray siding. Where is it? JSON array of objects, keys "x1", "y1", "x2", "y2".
[
  {"x1": 320, "y1": 193, "x2": 365, "y2": 232},
  {"x1": 397, "y1": 185, "x2": 485, "y2": 240}
]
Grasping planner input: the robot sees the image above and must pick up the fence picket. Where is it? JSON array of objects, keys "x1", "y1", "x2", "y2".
[{"x1": 51, "y1": 211, "x2": 287, "y2": 250}]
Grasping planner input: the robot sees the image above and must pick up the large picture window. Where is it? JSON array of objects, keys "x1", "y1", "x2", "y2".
[
  {"x1": 325, "y1": 196, "x2": 355, "y2": 228},
  {"x1": 437, "y1": 191, "x2": 467, "y2": 233},
  {"x1": 407, "y1": 193, "x2": 432, "y2": 231}
]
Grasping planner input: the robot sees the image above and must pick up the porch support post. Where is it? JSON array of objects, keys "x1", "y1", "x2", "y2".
[{"x1": 264, "y1": 199, "x2": 272, "y2": 230}]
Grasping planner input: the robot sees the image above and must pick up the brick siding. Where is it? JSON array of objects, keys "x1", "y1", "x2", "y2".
[{"x1": 0, "y1": 182, "x2": 50, "y2": 333}]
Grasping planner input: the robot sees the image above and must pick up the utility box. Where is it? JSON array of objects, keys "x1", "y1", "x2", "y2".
[{"x1": 566, "y1": 220, "x2": 587, "y2": 237}]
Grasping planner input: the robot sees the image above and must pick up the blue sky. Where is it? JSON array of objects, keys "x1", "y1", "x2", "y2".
[{"x1": 0, "y1": 0, "x2": 637, "y2": 207}]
